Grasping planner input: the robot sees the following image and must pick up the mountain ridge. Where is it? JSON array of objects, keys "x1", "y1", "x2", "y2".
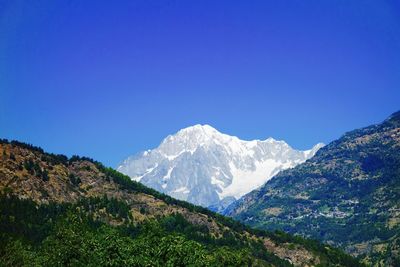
[
  {"x1": 225, "y1": 111, "x2": 400, "y2": 266},
  {"x1": 117, "y1": 124, "x2": 323, "y2": 211},
  {"x1": 0, "y1": 138, "x2": 362, "y2": 266}
]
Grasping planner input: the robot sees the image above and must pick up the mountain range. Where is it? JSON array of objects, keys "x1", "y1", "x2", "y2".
[
  {"x1": 117, "y1": 124, "x2": 323, "y2": 212},
  {"x1": 225, "y1": 111, "x2": 400, "y2": 266},
  {"x1": 0, "y1": 139, "x2": 360, "y2": 266},
  {"x1": 1, "y1": 111, "x2": 398, "y2": 266}
]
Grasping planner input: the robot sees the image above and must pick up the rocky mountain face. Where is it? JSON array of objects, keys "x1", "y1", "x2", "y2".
[
  {"x1": 225, "y1": 111, "x2": 400, "y2": 266},
  {"x1": 117, "y1": 124, "x2": 323, "y2": 212},
  {"x1": 0, "y1": 139, "x2": 362, "y2": 266}
]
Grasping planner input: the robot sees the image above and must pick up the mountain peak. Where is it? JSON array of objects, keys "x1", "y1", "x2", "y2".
[
  {"x1": 159, "y1": 124, "x2": 224, "y2": 154},
  {"x1": 175, "y1": 125, "x2": 283, "y2": 146},
  {"x1": 176, "y1": 124, "x2": 221, "y2": 138},
  {"x1": 0, "y1": 139, "x2": 361, "y2": 267},
  {"x1": 118, "y1": 126, "x2": 323, "y2": 211},
  {"x1": 181, "y1": 124, "x2": 217, "y2": 132}
]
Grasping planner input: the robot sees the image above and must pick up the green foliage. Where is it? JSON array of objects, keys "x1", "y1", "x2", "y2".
[
  {"x1": 361, "y1": 154, "x2": 384, "y2": 173},
  {"x1": 43, "y1": 153, "x2": 69, "y2": 166},
  {"x1": 75, "y1": 195, "x2": 131, "y2": 220},
  {"x1": 68, "y1": 173, "x2": 81, "y2": 186},
  {"x1": 0, "y1": 239, "x2": 36, "y2": 267},
  {"x1": 230, "y1": 112, "x2": 400, "y2": 266},
  {"x1": 10, "y1": 140, "x2": 44, "y2": 154},
  {"x1": 139, "y1": 207, "x2": 146, "y2": 214},
  {"x1": 41, "y1": 170, "x2": 49, "y2": 181},
  {"x1": 0, "y1": 139, "x2": 365, "y2": 266},
  {"x1": 3, "y1": 139, "x2": 266, "y2": 238},
  {"x1": 0, "y1": 138, "x2": 9, "y2": 145},
  {"x1": 23, "y1": 159, "x2": 48, "y2": 181},
  {"x1": 0, "y1": 195, "x2": 282, "y2": 266}
]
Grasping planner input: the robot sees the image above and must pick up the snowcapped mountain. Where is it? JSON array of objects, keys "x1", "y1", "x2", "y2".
[{"x1": 117, "y1": 125, "x2": 324, "y2": 212}]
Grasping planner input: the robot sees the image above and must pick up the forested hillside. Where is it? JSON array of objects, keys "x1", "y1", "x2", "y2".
[
  {"x1": 0, "y1": 139, "x2": 362, "y2": 266},
  {"x1": 226, "y1": 111, "x2": 400, "y2": 266}
]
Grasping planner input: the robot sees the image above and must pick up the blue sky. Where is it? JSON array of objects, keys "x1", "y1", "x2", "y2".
[{"x1": 1, "y1": 0, "x2": 399, "y2": 167}]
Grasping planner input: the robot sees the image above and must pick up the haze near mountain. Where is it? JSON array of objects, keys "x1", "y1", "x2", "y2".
[{"x1": 117, "y1": 125, "x2": 323, "y2": 211}]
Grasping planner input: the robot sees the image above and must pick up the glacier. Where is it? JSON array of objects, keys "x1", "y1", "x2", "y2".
[{"x1": 117, "y1": 124, "x2": 324, "y2": 212}]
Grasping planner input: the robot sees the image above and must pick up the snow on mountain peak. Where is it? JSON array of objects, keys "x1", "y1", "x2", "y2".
[
  {"x1": 117, "y1": 125, "x2": 323, "y2": 212},
  {"x1": 180, "y1": 124, "x2": 217, "y2": 133}
]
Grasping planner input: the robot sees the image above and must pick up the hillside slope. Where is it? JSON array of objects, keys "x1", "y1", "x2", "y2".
[
  {"x1": 0, "y1": 139, "x2": 361, "y2": 266},
  {"x1": 226, "y1": 111, "x2": 400, "y2": 266}
]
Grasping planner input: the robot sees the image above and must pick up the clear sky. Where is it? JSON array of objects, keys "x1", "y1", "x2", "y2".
[{"x1": 1, "y1": 0, "x2": 399, "y2": 167}]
